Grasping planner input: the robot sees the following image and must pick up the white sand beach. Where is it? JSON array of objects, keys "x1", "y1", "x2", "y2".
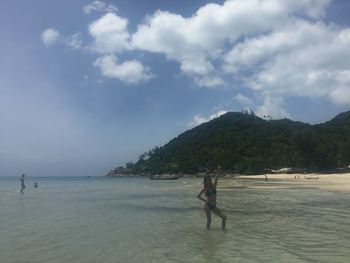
[{"x1": 220, "y1": 173, "x2": 350, "y2": 193}]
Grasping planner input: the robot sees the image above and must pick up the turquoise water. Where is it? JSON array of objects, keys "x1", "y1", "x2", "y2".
[{"x1": 1, "y1": 177, "x2": 350, "y2": 263}]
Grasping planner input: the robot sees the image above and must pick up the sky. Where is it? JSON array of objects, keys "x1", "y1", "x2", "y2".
[{"x1": 1, "y1": 0, "x2": 350, "y2": 177}]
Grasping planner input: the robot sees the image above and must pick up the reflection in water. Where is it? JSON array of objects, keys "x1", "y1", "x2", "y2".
[{"x1": 195, "y1": 230, "x2": 227, "y2": 262}]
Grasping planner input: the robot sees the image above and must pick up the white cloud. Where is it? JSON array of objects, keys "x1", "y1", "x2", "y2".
[
  {"x1": 131, "y1": 0, "x2": 332, "y2": 87},
  {"x1": 329, "y1": 86, "x2": 350, "y2": 105},
  {"x1": 83, "y1": 1, "x2": 118, "y2": 14},
  {"x1": 194, "y1": 76, "x2": 225, "y2": 88},
  {"x1": 234, "y1": 94, "x2": 253, "y2": 106},
  {"x1": 94, "y1": 55, "x2": 154, "y2": 85},
  {"x1": 179, "y1": 57, "x2": 224, "y2": 88},
  {"x1": 45, "y1": 0, "x2": 350, "y2": 109},
  {"x1": 41, "y1": 28, "x2": 60, "y2": 46},
  {"x1": 89, "y1": 13, "x2": 131, "y2": 54},
  {"x1": 223, "y1": 19, "x2": 326, "y2": 72},
  {"x1": 188, "y1": 115, "x2": 207, "y2": 128},
  {"x1": 180, "y1": 58, "x2": 214, "y2": 76},
  {"x1": 256, "y1": 96, "x2": 290, "y2": 119},
  {"x1": 224, "y1": 19, "x2": 350, "y2": 106},
  {"x1": 188, "y1": 110, "x2": 228, "y2": 127},
  {"x1": 132, "y1": 0, "x2": 330, "y2": 55},
  {"x1": 66, "y1": 33, "x2": 83, "y2": 50}
]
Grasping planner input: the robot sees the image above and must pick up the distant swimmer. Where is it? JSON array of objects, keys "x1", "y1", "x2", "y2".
[
  {"x1": 34, "y1": 182, "x2": 38, "y2": 189},
  {"x1": 20, "y1": 174, "x2": 26, "y2": 194},
  {"x1": 197, "y1": 169, "x2": 226, "y2": 230}
]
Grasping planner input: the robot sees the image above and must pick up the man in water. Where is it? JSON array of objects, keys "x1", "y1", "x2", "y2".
[
  {"x1": 20, "y1": 174, "x2": 26, "y2": 193},
  {"x1": 34, "y1": 182, "x2": 38, "y2": 189}
]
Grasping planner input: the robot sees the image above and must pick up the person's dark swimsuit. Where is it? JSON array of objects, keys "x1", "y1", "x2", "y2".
[{"x1": 205, "y1": 189, "x2": 217, "y2": 210}]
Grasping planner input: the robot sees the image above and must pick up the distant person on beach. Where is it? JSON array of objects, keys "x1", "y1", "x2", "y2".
[
  {"x1": 197, "y1": 170, "x2": 226, "y2": 230},
  {"x1": 34, "y1": 183, "x2": 38, "y2": 189},
  {"x1": 265, "y1": 174, "x2": 268, "y2": 181},
  {"x1": 20, "y1": 174, "x2": 26, "y2": 194}
]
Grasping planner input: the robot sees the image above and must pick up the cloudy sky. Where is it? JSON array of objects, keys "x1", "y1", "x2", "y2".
[{"x1": 1, "y1": 0, "x2": 350, "y2": 176}]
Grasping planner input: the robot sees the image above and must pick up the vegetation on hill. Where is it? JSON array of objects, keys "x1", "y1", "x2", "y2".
[{"x1": 123, "y1": 111, "x2": 350, "y2": 175}]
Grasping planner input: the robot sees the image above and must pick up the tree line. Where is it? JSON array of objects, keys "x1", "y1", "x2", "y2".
[{"x1": 125, "y1": 110, "x2": 350, "y2": 175}]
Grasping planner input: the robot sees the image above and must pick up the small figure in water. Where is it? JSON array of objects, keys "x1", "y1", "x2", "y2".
[
  {"x1": 265, "y1": 174, "x2": 268, "y2": 181},
  {"x1": 197, "y1": 170, "x2": 226, "y2": 230},
  {"x1": 34, "y1": 182, "x2": 38, "y2": 189},
  {"x1": 20, "y1": 174, "x2": 26, "y2": 194}
]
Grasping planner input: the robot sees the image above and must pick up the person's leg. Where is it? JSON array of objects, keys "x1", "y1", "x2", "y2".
[
  {"x1": 204, "y1": 204, "x2": 211, "y2": 229},
  {"x1": 212, "y1": 207, "x2": 226, "y2": 230}
]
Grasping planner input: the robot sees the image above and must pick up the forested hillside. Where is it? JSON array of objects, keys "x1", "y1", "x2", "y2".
[{"x1": 127, "y1": 111, "x2": 350, "y2": 175}]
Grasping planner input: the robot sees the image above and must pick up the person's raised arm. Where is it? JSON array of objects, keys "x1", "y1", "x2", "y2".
[
  {"x1": 213, "y1": 174, "x2": 219, "y2": 188},
  {"x1": 213, "y1": 168, "x2": 221, "y2": 188},
  {"x1": 197, "y1": 189, "x2": 206, "y2": 202}
]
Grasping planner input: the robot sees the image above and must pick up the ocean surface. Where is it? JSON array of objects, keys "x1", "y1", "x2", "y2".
[{"x1": 1, "y1": 176, "x2": 350, "y2": 263}]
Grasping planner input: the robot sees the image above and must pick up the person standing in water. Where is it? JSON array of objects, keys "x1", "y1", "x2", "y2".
[
  {"x1": 34, "y1": 182, "x2": 38, "y2": 189},
  {"x1": 20, "y1": 174, "x2": 26, "y2": 194},
  {"x1": 197, "y1": 170, "x2": 226, "y2": 230}
]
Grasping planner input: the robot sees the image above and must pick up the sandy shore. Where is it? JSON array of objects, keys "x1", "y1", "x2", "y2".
[{"x1": 216, "y1": 173, "x2": 350, "y2": 193}]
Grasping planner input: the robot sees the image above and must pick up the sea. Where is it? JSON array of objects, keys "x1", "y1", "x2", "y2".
[{"x1": 1, "y1": 176, "x2": 350, "y2": 263}]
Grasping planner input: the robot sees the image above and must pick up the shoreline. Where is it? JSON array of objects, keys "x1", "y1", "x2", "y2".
[
  {"x1": 218, "y1": 173, "x2": 350, "y2": 193},
  {"x1": 104, "y1": 172, "x2": 350, "y2": 193}
]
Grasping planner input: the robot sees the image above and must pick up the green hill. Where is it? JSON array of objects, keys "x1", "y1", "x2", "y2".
[{"x1": 127, "y1": 111, "x2": 350, "y2": 175}]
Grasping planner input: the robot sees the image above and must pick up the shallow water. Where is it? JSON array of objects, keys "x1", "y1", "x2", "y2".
[{"x1": 1, "y1": 177, "x2": 350, "y2": 263}]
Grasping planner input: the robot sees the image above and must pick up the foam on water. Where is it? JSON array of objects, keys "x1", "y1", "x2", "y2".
[{"x1": 1, "y1": 177, "x2": 350, "y2": 263}]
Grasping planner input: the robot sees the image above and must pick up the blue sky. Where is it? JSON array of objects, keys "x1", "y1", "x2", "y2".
[{"x1": 1, "y1": 0, "x2": 350, "y2": 177}]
